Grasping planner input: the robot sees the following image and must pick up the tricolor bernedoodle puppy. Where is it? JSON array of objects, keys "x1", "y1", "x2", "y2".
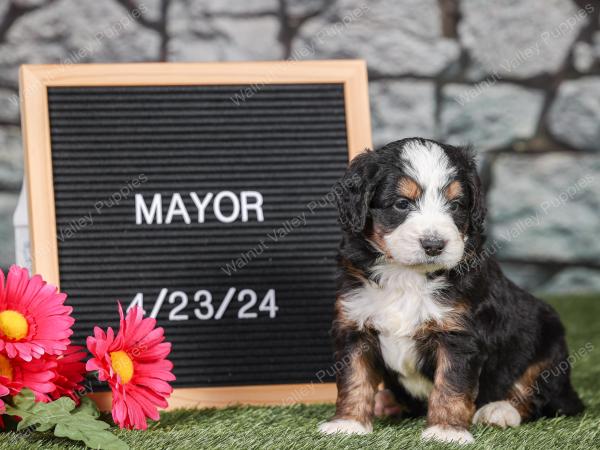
[{"x1": 319, "y1": 138, "x2": 583, "y2": 444}]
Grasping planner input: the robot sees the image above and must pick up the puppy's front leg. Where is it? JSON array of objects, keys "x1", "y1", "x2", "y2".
[
  {"x1": 319, "y1": 334, "x2": 381, "y2": 435},
  {"x1": 422, "y1": 341, "x2": 479, "y2": 445}
]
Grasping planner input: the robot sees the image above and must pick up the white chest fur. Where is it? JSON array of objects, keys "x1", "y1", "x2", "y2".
[{"x1": 341, "y1": 264, "x2": 450, "y2": 400}]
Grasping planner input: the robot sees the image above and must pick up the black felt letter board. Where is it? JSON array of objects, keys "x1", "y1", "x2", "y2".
[{"x1": 48, "y1": 84, "x2": 348, "y2": 387}]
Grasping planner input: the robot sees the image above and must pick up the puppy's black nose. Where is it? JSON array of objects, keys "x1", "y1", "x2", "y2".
[{"x1": 420, "y1": 237, "x2": 446, "y2": 256}]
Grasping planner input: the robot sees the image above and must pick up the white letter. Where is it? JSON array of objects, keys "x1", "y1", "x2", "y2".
[
  {"x1": 135, "y1": 193, "x2": 162, "y2": 224},
  {"x1": 190, "y1": 192, "x2": 213, "y2": 223},
  {"x1": 213, "y1": 191, "x2": 240, "y2": 223},
  {"x1": 165, "y1": 193, "x2": 191, "y2": 224},
  {"x1": 240, "y1": 191, "x2": 264, "y2": 222}
]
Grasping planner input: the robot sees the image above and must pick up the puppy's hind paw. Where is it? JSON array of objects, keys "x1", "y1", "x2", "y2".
[
  {"x1": 318, "y1": 419, "x2": 372, "y2": 435},
  {"x1": 421, "y1": 425, "x2": 475, "y2": 445},
  {"x1": 374, "y1": 389, "x2": 404, "y2": 418}
]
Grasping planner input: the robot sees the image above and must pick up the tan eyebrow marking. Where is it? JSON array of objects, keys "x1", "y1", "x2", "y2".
[
  {"x1": 445, "y1": 180, "x2": 463, "y2": 201},
  {"x1": 397, "y1": 176, "x2": 422, "y2": 200}
]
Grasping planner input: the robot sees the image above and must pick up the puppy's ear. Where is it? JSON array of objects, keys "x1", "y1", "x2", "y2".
[
  {"x1": 334, "y1": 150, "x2": 382, "y2": 234},
  {"x1": 463, "y1": 147, "x2": 486, "y2": 237}
]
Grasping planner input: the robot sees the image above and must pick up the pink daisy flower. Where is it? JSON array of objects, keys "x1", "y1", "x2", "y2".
[
  {"x1": 41, "y1": 345, "x2": 87, "y2": 403},
  {"x1": 0, "y1": 265, "x2": 74, "y2": 361},
  {"x1": 0, "y1": 350, "x2": 56, "y2": 411},
  {"x1": 86, "y1": 304, "x2": 175, "y2": 430},
  {"x1": 0, "y1": 379, "x2": 9, "y2": 414}
]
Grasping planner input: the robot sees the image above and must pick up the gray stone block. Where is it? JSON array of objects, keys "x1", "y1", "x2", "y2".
[
  {"x1": 0, "y1": 1, "x2": 9, "y2": 20},
  {"x1": 499, "y1": 262, "x2": 555, "y2": 292},
  {"x1": 0, "y1": 192, "x2": 18, "y2": 271},
  {"x1": 440, "y1": 83, "x2": 544, "y2": 151},
  {"x1": 168, "y1": 0, "x2": 282, "y2": 61},
  {"x1": 459, "y1": 0, "x2": 590, "y2": 79},
  {"x1": 291, "y1": 0, "x2": 459, "y2": 76},
  {"x1": 131, "y1": 0, "x2": 164, "y2": 23},
  {"x1": 13, "y1": 0, "x2": 49, "y2": 7},
  {"x1": 369, "y1": 80, "x2": 435, "y2": 148},
  {"x1": 539, "y1": 267, "x2": 600, "y2": 295},
  {"x1": 548, "y1": 77, "x2": 600, "y2": 152},
  {"x1": 0, "y1": 0, "x2": 161, "y2": 87},
  {"x1": 284, "y1": 0, "x2": 330, "y2": 17},
  {"x1": 0, "y1": 89, "x2": 20, "y2": 124},
  {"x1": 573, "y1": 41, "x2": 595, "y2": 73},
  {"x1": 575, "y1": 32, "x2": 600, "y2": 73},
  {"x1": 489, "y1": 152, "x2": 600, "y2": 263},
  {"x1": 0, "y1": 126, "x2": 24, "y2": 192},
  {"x1": 193, "y1": 0, "x2": 278, "y2": 15}
]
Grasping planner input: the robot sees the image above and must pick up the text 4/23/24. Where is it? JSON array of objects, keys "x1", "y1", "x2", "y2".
[{"x1": 127, "y1": 287, "x2": 278, "y2": 321}]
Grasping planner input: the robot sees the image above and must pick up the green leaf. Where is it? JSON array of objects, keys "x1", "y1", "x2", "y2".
[
  {"x1": 9, "y1": 394, "x2": 76, "y2": 431},
  {"x1": 12, "y1": 388, "x2": 35, "y2": 408},
  {"x1": 5, "y1": 389, "x2": 129, "y2": 450},
  {"x1": 77, "y1": 396, "x2": 101, "y2": 419},
  {"x1": 54, "y1": 421, "x2": 127, "y2": 450}
]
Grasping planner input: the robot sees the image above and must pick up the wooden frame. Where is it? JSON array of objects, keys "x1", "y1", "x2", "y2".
[{"x1": 19, "y1": 60, "x2": 372, "y2": 409}]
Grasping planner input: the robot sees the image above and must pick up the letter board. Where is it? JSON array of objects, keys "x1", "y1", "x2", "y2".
[{"x1": 19, "y1": 61, "x2": 371, "y2": 408}]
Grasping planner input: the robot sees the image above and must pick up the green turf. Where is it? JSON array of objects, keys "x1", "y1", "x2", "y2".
[{"x1": 2, "y1": 294, "x2": 599, "y2": 449}]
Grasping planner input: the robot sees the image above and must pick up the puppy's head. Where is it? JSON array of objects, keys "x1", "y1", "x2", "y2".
[{"x1": 335, "y1": 138, "x2": 485, "y2": 273}]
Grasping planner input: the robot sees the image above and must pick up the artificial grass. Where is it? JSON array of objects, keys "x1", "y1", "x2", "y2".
[{"x1": 2, "y1": 294, "x2": 599, "y2": 449}]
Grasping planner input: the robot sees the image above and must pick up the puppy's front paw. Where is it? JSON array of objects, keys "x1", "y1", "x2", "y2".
[
  {"x1": 473, "y1": 401, "x2": 521, "y2": 428},
  {"x1": 318, "y1": 419, "x2": 372, "y2": 435},
  {"x1": 421, "y1": 425, "x2": 474, "y2": 445}
]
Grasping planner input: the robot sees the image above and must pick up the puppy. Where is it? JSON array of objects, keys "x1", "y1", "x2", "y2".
[{"x1": 319, "y1": 138, "x2": 583, "y2": 444}]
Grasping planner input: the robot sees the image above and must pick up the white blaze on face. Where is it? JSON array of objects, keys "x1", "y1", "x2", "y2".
[{"x1": 384, "y1": 141, "x2": 465, "y2": 271}]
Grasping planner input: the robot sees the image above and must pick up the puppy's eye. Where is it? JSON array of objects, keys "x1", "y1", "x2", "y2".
[
  {"x1": 449, "y1": 201, "x2": 460, "y2": 212},
  {"x1": 394, "y1": 198, "x2": 411, "y2": 211}
]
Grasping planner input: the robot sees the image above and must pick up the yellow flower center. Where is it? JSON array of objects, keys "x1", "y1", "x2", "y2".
[
  {"x1": 110, "y1": 351, "x2": 134, "y2": 384},
  {"x1": 0, "y1": 354, "x2": 13, "y2": 381},
  {"x1": 0, "y1": 310, "x2": 29, "y2": 340}
]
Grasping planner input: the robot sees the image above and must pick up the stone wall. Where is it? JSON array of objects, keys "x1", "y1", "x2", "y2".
[{"x1": 0, "y1": 0, "x2": 599, "y2": 294}]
